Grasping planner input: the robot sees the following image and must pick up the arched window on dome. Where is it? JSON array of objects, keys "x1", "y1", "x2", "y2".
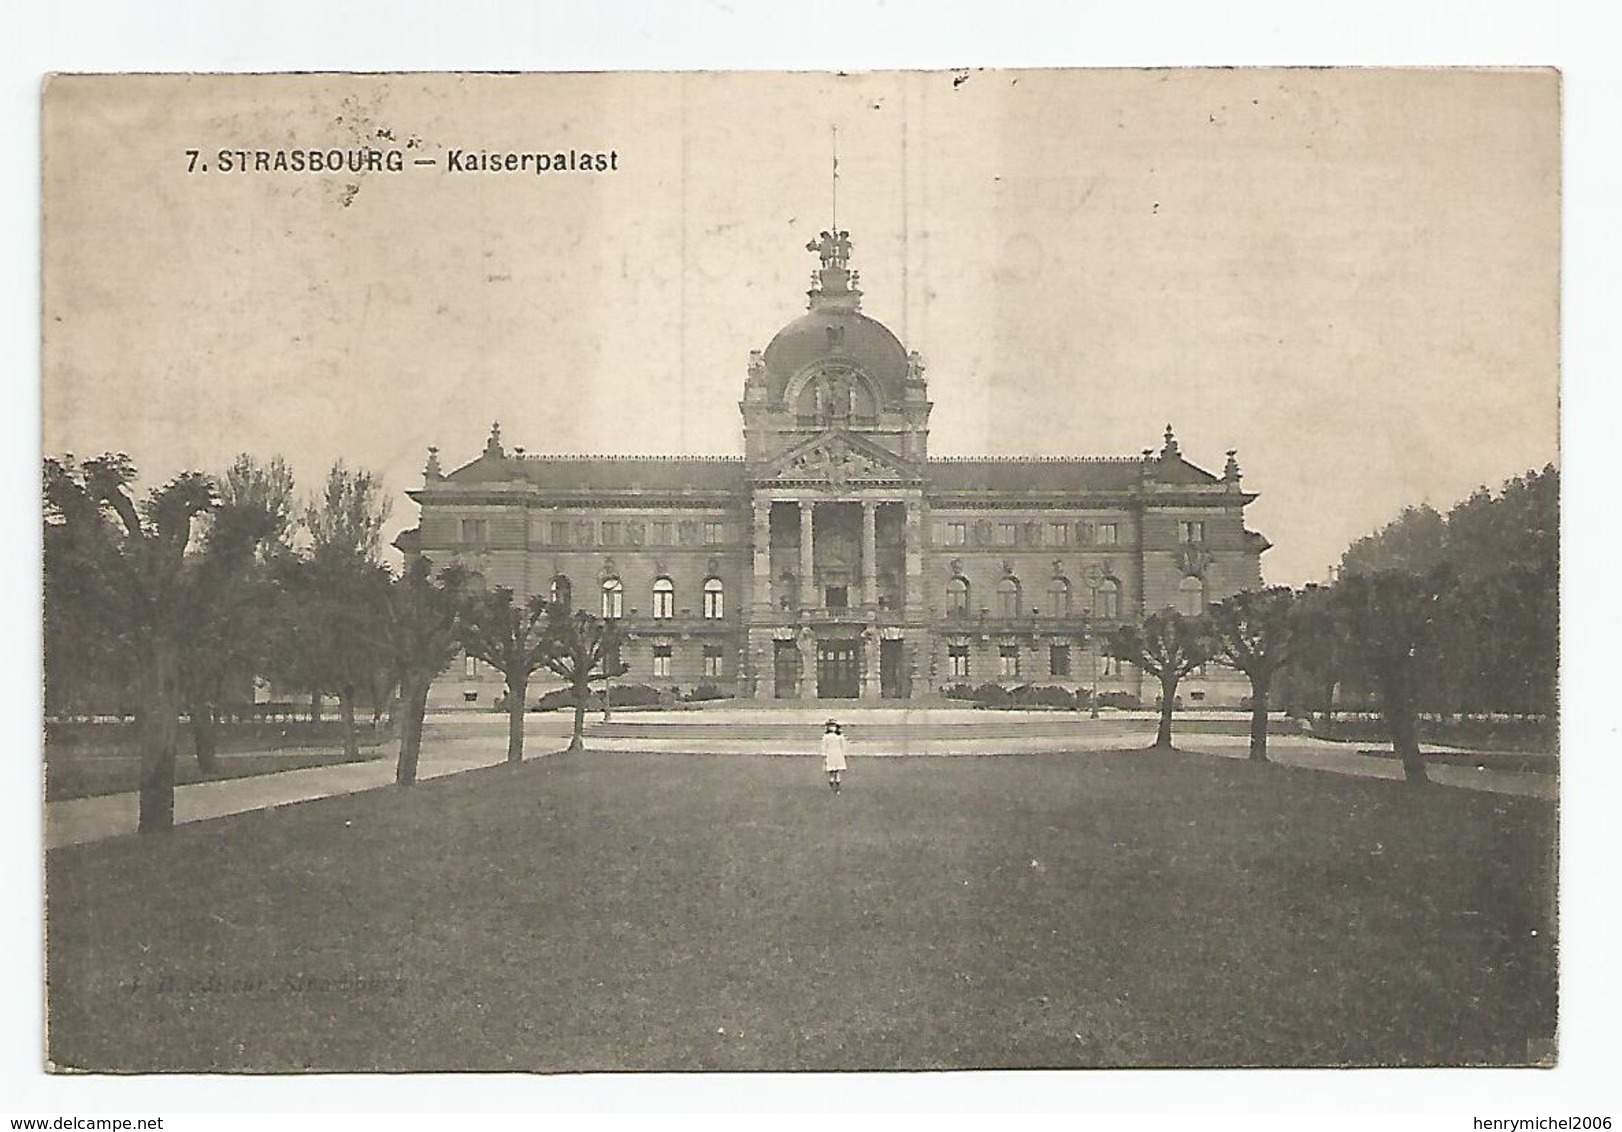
[
  {"x1": 550, "y1": 574, "x2": 572, "y2": 610},
  {"x1": 601, "y1": 577, "x2": 623, "y2": 620},
  {"x1": 703, "y1": 578, "x2": 724, "y2": 620},
  {"x1": 652, "y1": 577, "x2": 675, "y2": 620},
  {"x1": 1048, "y1": 577, "x2": 1072, "y2": 617},
  {"x1": 1096, "y1": 578, "x2": 1121, "y2": 620},
  {"x1": 946, "y1": 576, "x2": 970, "y2": 615},
  {"x1": 997, "y1": 577, "x2": 1022, "y2": 619},
  {"x1": 1178, "y1": 575, "x2": 1206, "y2": 617}
]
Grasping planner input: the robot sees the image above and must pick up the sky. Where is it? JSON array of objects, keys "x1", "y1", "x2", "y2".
[{"x1": 42, "y1": 69, "x2": 1559, "y2": 586}]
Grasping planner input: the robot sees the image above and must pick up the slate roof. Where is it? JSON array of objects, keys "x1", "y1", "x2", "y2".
[
  {"x1": 446, "y1": 454, "x2": 750, "y2": 492},
  {"x1": 440, "y1": 451, "x2": 1221, "y2": 495},
  {"x1": 926, "y1": 454, "x2": 1218, "y2": 493}
]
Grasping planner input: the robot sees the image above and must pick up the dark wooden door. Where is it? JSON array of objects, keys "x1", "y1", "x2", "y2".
[
  {"x1": 773, "y1": 641, "x2": 799, "y2": 699},
  {"x1": 880, "y1": 638, "x2": 904, "y2": 698},
  {"x1": 817, "y1": 640, "x2": 860, "y2": 699}
]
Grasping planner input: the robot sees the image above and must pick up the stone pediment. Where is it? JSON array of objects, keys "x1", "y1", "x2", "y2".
[{"x1": 762, "y1": 430, "x2": 916, "y2": 490}]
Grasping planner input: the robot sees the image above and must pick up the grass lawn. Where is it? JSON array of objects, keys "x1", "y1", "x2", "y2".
[
  {"x1": 45, "y1": 743, "x2": 389, "y2": 802},
  {"x1": 45, "y1": 749, "x2": 1556, "y2": 1072}
]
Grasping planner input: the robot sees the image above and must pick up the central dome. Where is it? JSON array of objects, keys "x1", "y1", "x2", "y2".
[{"x1": 761, "y1": 307, "x2": 910, "y2": 408}]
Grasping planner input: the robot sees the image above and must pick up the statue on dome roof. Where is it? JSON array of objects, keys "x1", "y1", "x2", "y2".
[{"x1": 807, "y1": 229, "x2": 853, "y2": 270}]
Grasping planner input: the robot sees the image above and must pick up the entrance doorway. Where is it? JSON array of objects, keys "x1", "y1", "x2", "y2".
[
  {"x1": 880, "y1": 638, "x2": 904, "y2": 699},
  {"x1": 773, "y1": 641, "x2": 799, "y2": 699},
  {"x1": 816, "y1": 640, "x2": 860, "y2": 699}
]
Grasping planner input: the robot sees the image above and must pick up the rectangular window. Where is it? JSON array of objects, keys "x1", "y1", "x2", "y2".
[
  {"x1": 651, "y1": 521, "x2": 671, "y2": 546},
  {"x1": 1179, "y1": 520, "x2": 1205, "y2": 544},
  {"x1": 948, "y1": 645, "x2": 970, "y2": 679},
  {"x1": 703, "y1": 645, "x2": 724, "y2": 678},
  {"x1": 997, "y1": 522, "x2": 1018, "y2": 547},
  {"x1": 1050, "y1": 522, "x2": 1070, "y2": 546},
  {"x1": 703, "y1": 584, "x2": 724, "y2": 619},
  {"x1": 463, "y1": 655, "x2": 480, "y2": 679},
  {"x1": 1097, "y1": 522, "x2": 1119, "y2": 545},
  {"x1": 459, "y1": 518, "x2": 489, "y2": 545},
  {"x1": 601, "y1": 520, "x2": 621, "y2": 546},
  {"x1": 1102, "y1": 655, "x2": 1123, "y2": 677},
  {"x1": 652, "y1": 645, "x2": 673, "y2": 678},
  {"x1": 549, "y1": 521, "x2": 569, "y2": 546},
  {"x1": 703, "y1": 521, "x2": 724, "y2": 545},
  {"x1": 946, "y1": 521, "x2": 967, "y2": 546},
  {"x1": 1049, "y1": 645, "x2": 1071, "y2": 677},
  {"x1": 999, "y1": 644, "x2": 1020, "y2": 678}
]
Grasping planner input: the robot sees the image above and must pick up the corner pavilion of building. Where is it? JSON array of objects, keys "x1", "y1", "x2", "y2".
[{"x1": 397, "y1": 231, "x2": 1270, "y2": 708}]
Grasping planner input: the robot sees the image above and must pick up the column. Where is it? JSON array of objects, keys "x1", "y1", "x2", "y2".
[
  {"x1": 799, "y1": 500, "x2": 815, "y2": 611},
  {"x1": 860, "y1": 629, "x2": 879, "y2": 699},
  {"x1": 903, "y1": 498, "x2": 925, "y2": 618},
  {"x1": 862, "y1": 500, "x2": 879, "y2": 610},
  {"x1": 752, "y1": 499, "x2": 772, "y2": 613}
]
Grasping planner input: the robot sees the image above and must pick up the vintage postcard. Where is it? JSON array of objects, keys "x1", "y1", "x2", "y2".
[{"x1": 41, "y1": 69, "x2": 1559, "y2": 1072}]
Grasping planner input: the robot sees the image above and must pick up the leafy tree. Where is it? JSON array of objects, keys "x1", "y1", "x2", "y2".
[
  {"x1": 291, "y1": 461, "x2": 394, "y2": 723},
  {"x1": 379, "y1": 557, "x2": 466, "y2": 786},
  {"x1": 540, "y1": 609, "x2": 627, "y2": 752},
  {"x1": 1341, "y1": 504, "x2": 1447, "y2": 576},
  {"x1": 271, "y1": 461, "x2": 396, "y2": 751},
  {"x1": 1107, "y1": 610, "x2": 1211, "y2": 749},
  {"x1": 1277, "y1": 582, "x2": 1343, "y2": 723},
  {"x1": 457, "y1": 587, "x2": 554, "y2": 764},
  {"x1": 1207, "y1": 586, "x2": 1297, "y2": 762},
  {"x1": 180, "y1": 454, "x2": 298, "y2": 770},
  {"x1": 44, "y1": 454, "x2": 218, "y2": 832},
  {"x1": 1333, "y1": 567, "x2": 1450, "y2": 785}
]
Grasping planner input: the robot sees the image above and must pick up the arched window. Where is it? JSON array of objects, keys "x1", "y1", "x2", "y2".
[
  {"x1": 1178, "y1": 575, "x2": 1206, "y2": 617},
  {"x1": 652, "y1": 577, "x2": 675, "y2": 620},
  {"x1": 1047, "y1": 577, "x2": 1072, "y2": 617},
  {"x1": 601, "y1": 577, "x2": 623, "y2": 620},
  {"x1": 703, "y1": 577, "x2": 724, "y2": 619},
  {"x1": 997, "y1": 577, "x2": 1022, "y2": 618},
  {"x1": 946, "y1": 576, "x2": 970, "y2": 615},
  {"x1": 549, "y1": 574, "x2": 572, "y2": 609},
  {"x1": 1096, "y1": 577, "x2": 1120, "y2": 620}
]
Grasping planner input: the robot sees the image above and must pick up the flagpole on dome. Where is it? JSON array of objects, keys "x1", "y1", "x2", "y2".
[{"x1": 831, "y1": 123, "x2": 839, "y2": 233}]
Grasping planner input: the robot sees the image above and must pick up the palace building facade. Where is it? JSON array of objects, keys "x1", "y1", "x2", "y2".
[{"x1": 399, "y1": 231, "x2": 1270, "y2": 707}]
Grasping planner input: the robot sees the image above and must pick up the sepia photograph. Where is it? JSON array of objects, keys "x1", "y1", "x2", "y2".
[{"x1": 39, "y1": 67, "x2": 1560, "y2": 1075}]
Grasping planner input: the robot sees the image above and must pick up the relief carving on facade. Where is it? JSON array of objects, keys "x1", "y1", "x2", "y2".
[
  {"x1": 1177, "y1": 546, "x2": 1215, "y2": 578},
  {"x1": 776, "y1": 435, "x2": 892, "y2": 490}
]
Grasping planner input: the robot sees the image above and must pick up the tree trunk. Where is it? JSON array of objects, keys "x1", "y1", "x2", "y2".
[
  {"x1": 138, "y1": 643, "x2": 180, "y2": 833},
  {"x1": 309, "y1": 688, "x2": 323, "y2": 724},
  {"x1": 189, "y1": 695, "x2": 219, "y2": 774},
  {"x1": 338, "y1": 683, "x2": 360, "y2": 761},
  {"x1": 1383, "y1": 681, "x2": 1428, "y2": 785},
  {"x1": 506, "y1": 670, "x2": 527, "y2": 764},
  {"x1": 395, "y1": 676, "x2": 430, "y2": 786},
  {"x1": 1248, "y1": 674, "x2": 1271, "y2": 762},
  {"x1": 569, "y1": 681, "x2": 587, "y2": 751},
  {"x1": 1155, "y1": 674, "x2": 1177, "y2": 748}
]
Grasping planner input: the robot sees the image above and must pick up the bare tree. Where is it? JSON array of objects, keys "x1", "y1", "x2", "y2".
[
  {"x1": 1207, "y1": 587, "x2": 1297, "y2": 762},
  {"x1": 457, "y1": 587, "x2": 554, "y2": 764},
  {"x1": 379, "y1": 558, "x2": 466, "y2": 786},
  {"x1": 1107, "y1": 610, "x2": 1212, "y2": 749},
  {"x1": 540, "y1": 609, "x2": 627, "y2": 752},
  {"x1": 44, "y1": 454, "x2": 218, "y2": 832}
]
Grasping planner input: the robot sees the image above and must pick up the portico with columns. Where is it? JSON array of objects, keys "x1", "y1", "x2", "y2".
[{"x1": 739, "y1": 227, "x2": 934, "y2": 700}]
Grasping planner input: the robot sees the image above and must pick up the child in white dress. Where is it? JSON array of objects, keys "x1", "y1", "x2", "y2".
[{"x1": 821, "y1": 719, "x2": 848, "y2": 793}]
